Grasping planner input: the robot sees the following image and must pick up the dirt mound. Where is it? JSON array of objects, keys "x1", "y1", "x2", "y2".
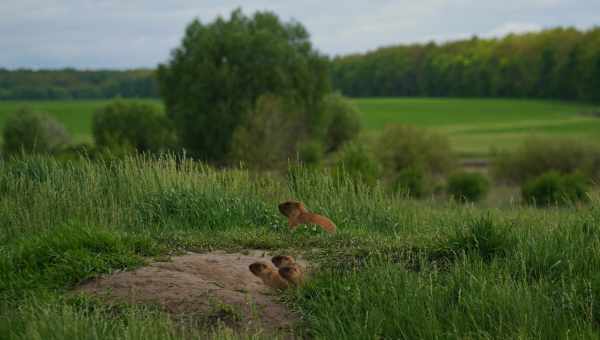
[{"x1": 75, "y1": 250, "x2": 308, "y2": 335}]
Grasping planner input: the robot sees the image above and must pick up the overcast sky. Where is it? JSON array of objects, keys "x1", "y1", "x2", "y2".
[{"x1": 1, "y1": 0, "x2": 598, "y2": 69}]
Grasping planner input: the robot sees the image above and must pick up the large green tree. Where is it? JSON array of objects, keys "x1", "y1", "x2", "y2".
[{"x1": 157, "y1": 9, "x2": 330, "y2": 162}]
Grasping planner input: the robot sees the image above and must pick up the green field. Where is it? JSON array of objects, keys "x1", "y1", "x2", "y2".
[
  {"x1": 355, "y1": 98, "x2": 600, "y2": 156},
  {"x1": 1, "y1": 98, "x2": 599, "y2": 156},
  {"x1": 0, "y1": 99, "x2": 160, "y2": 143},
  {"x1": 1, "y1": 157, "x2": 599, "y2": 339}
]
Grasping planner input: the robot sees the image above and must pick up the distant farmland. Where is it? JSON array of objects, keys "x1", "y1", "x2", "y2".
[
  {"x1": 355, "y1": 98, "x2": 600, "y2": 157},
  {"x1": 0, "y1": 98, "x2": 598, "y2": 156}
]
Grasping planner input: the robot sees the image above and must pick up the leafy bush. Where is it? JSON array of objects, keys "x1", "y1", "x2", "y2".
[
  {"x1": 376, "y1": 124, "x2": 456, "y2": 177},
  {"x1": 322, "y1": 93, "x2": 361, "y2": 152},
  {"x1": 393, "y1": 166, "x2": 430, "y2": 198},
  {"x1": 229, "y1": 94, "x2": 303, "y2": 170},
  {"x1": 334, "y1": 142, "x2": 382, "y2": 186},
  {"x1": 157, "y1": 9, "x2": 330, "y2": 162},
  {"x1": 2, "y1": 108, "x2": 72, "y2": 156},
  {"x1": 447, "y1": 172, "x2": 490, "y2": 203},
  {"x1": 92, "y1": 100, "x2": 177, "y2": 154},
  {"x1": 298, "y1": 140, "x2": 324, "y2": 167},
  {"x1": 493, "y1": 137, "x2": 600, "y2": 184},
  {"x1": 521, "y1": 171, "x2": 589, "y2": 206}
]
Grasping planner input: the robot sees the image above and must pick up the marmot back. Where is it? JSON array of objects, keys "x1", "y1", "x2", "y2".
[{"x1": 278, "y1": 200, "x2": 337, "y2": 234}]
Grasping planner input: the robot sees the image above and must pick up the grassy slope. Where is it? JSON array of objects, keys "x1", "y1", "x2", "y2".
[
  {"x1": 355, "y1": 98, "x2": 600, "y2": 156},
  {"x1": 0, "y1": 157, "x2": 599, "y2": 339}
]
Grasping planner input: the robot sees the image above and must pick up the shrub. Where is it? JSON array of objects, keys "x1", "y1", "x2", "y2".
[
  {"x1": 493, "y1": 137, "x2": 600, "y2": 184},
  {"x1": 157, "y1": 9, "x2": 330, "y2": 162},
  {"x1": 229, "y1": 94, "x2": 303, "y2": 170},
  {"x1": 322, "y1": 93, "x2": 362, "y2": 152},
  {"x1": 2, "y1": 108, "x2": 72, "y2": 156},
  {"x1": 92, "y1": 100, "x2": 177, "y2": 154},
  {"x1": 298, "y1": 140, "x2": 324, "y2": 167},
  {"x1": 376, "y1": 124, "x2": 456, "y2": 177},
  {"x1": 521, "y1": 171, "x2": 589, "y2": 206},
  {"x1": 334, "y1": 142, "x2": 382, "y2": 186},
  {"x1": 447, "y1": 172, "x2": 490, "y2": 203},
  {"x1": 393, "y1": 166, "x2": 430, "y2": 198}
]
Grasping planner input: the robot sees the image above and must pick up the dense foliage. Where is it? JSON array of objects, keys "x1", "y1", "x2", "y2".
[
  {"x1": 0, "y1": 69, "x2": 158, "y2": 100},
  {"x1": 332, "y1": 27, "x2": 600, "y2": 101},
  {"x1": 393, "y1": 166, "x2": 430, "y2": 198},
  {"x1": 334, "y1": 141, "x2": 382, "y2": 187},
  {"x1": 322, "y1": 93, "x2": 362, "y2": 153},
  {"x1": 92, "y1": 100, "x2": 176, "y2": 154},
  {"x1": 2, "y1": 108, "x2": 72, "y2": 155},
  {"x1": 492, "y1": 137, "x2": 600, "y2": 184},
  {"x1": 447, "y1": 171, "x2": 490, "y2": 203},
  {"x1": 229, "y1": 94, "x2": 302, "y2": 170},
  {"x1": 521, "y1": 171, "x2": 589, "y2": 206},
  {"x1": 376, "y1": 124, "x2": 456, "y2": 177},
  {"x1": 157, "y1": 9, "x2": 330, "y2": 162}
]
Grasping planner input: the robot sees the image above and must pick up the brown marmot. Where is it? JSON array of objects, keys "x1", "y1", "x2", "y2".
[
  {"x1": 248, "y1": 262, "x2": 289, "y2": 290},
  {"x1": 278, "y1": 201, "x2": 337, "y2": 234},
  {"x1": 271, "y1": 255, "x2": 296, "y2": 268},
  {"x1": 278, "y1": 264, "x2": 304, "y2": 286},
  {"x1": 271, "y1": 255, "x2": 304, "y2": 286}
]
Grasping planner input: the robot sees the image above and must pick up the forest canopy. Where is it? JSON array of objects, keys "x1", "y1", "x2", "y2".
[
  {"x1": 0, "y1": 68, "x2": 158, "y2": 100},
  {"x1": 331, "y1": 27, "x2": 600, "y2": 102}
]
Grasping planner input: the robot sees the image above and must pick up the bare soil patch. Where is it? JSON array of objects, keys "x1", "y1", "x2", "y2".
[{"x1": 74, "y1": 250, "x2": 308, "y2": 336}]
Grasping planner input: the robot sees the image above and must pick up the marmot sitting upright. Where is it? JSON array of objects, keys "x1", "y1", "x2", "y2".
[{"x1": 278, "y1": 201, "x2": 337, "y2": 234}]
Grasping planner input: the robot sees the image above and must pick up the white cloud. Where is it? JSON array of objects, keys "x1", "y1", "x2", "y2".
[{"x1": 0, "y1": 0, "x2": 598, "y2": 69}]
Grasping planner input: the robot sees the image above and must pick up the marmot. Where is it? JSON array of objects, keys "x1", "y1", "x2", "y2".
[
  {"x1": 278, "y1": 264, "x2": 304, "y2": 286},
  {"x1": 248, "y1": 262, "x2": 289, "y2": 290},
  {"x1": 271, "y1": 255, "x2": 304, "y2": 286},
  {"x1": 278, "y1": 201, "x2": 337, "y2": 234},
  {"x1": 271, "y1": 255, "x2": 296, "y2": 268}
]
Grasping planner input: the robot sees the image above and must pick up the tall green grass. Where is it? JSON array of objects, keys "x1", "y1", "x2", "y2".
[{"x1": 0, "y1": 156, "x2": 599, "y2": 338}]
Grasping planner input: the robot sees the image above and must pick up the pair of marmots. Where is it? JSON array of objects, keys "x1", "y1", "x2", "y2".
[{"x1": 249, "y1": 255, "x2": 304, "y2": 290}]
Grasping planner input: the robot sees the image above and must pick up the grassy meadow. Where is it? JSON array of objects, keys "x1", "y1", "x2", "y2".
[
  {"x1": 0, "y1": 156, "x2": 599, "y2": 339},
  {"x1": 356, "y1": 98, "x2": 600, "y2": 156},
  {"x1": 1, "y1": 98, "x2": 599, "y2": 157}
]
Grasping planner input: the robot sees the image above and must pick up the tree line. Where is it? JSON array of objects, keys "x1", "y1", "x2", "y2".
[
  {"x1": 0, "y1": 68, "x2": 158, "y2": 100},
  {"x1": 2, "y1": 27, "x2": 599, "y2": 102},
  {"x1": 331, "y1": 27, "x2": 600, "y2": 101}
]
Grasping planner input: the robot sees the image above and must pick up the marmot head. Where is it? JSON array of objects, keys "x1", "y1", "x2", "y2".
[
  {"x1": 249, "y1": 262, "x2": 269, "y2": 276},
  {"x1": 278, "y1": 201, "x2": 303, "y2": 217},
  {"x1": 271, "y1": 255, "x2": 295, "y2": 268},
  {"x1": 279, "y1": 265, "x2": 302, "y2": 282}
]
